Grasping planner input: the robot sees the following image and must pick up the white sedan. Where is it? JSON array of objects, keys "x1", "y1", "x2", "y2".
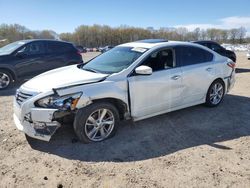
[{"x1": 13, "y1": 39, "x2": 236, "y2": 143}]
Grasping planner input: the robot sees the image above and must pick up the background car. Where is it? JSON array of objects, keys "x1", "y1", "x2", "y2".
[
  {"x1": 75, "y1": 45, "x2": 87, "y2": 53},
  {"x1": 0, "y1": 39, "x2": 83, "y2": 89},
  {"x1": 101, "y1": 46, "x2": 114, "y2": 53},
  {"x1": 193, "y1": 40, "x2": 236, "y2": 62},
  {"x1": 247, "y1": 51, "x2": 250, "y2": 60}
]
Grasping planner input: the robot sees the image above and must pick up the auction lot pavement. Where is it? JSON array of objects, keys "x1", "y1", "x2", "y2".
[{"x1": 0, "y1": 52, "x2": 249, "y2": 187}]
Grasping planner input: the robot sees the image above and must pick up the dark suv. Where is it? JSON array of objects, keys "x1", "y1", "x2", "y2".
[
  {"x1": 193, "y1": 41, "x2": 236, "y2": 62},
  {"x1": 0, "y1": 39, "x2": 83, "y2": 89}
]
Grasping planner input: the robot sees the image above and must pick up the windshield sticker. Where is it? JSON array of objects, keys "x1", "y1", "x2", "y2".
[
  {"x1": 18, "y1": 42, "x2": 25, "y2": 45},
  {"x1": 131, "y1": 47, "x2": 147, "y2": 53}
]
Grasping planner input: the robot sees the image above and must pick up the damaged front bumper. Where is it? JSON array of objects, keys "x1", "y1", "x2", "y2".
[{"x1": 13, "y1": 101, "x2": 61, "y2": 141}]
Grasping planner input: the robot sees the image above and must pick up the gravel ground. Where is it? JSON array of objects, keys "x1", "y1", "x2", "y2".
[{"x1": 0, "y1": 52, "x2": 250, "y2": 188}]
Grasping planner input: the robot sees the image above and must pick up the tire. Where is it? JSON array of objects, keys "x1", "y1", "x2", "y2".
[
  {"x1": 0, "y1": 69, "x2": 13, "y2": 90},
  {"x1": 73, "y1": 102, "x2": 119, "y2": 143},
  {"x1": 205, "y1": 79, "x2": 225, "y2": 107}
]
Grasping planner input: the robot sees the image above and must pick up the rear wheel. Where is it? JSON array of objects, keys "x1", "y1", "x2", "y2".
[
  {"x1": 0, "y1": 70, "x2": 12, "y2": 90},
  {"x1": 73, "y1": 102, "x2": 119, "y2": 143},
  {"x1": 205, "y1": 80, "x2": 225, "y2": 107}
]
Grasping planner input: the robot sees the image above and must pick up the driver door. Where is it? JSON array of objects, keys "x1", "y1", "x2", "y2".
[
  {"x1": 128, "y1": 48, "x2": 184, "y2": 120},
  {"x1": 15, "y1": 41, "x2": 47, "y2": 77}
]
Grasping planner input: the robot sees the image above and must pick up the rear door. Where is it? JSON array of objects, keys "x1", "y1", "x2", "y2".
[
  {"x1": 175, "y1": 46, "x2": 215, "y2": 105},
  {"x1": 45, "y1": 41, "x2": 69, "y2": 70},
  {"x1": 128, "y1": 48, "x2": 184, "y2": 119}
]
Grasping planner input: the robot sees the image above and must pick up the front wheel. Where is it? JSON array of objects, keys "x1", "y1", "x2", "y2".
[
  {"x1": 205, "y1": 80, "x2": 225, "y2": 107},
  {"x1": 73, "y1": 102, "x2": 119, "y2": 143},
  {"x1": 0, "y1": 70, "x2": 12, "y2": 90}
]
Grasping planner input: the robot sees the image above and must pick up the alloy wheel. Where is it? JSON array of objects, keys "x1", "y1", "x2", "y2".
[
  {"x1": 0, "y1": 72, "x2": 10, "y2": 89},
  {"x1": 209, "y1": 82, "x2": 224, "y2": 105},
  {"x1": 84, "y1": 108, "x2": 115, "y2": 142}
]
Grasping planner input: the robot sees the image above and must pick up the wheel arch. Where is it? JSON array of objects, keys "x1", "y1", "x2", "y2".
[
  {"x1": 209, "y1": 77, "x2": 226, "y2": 91},
  {"x1": 91, "y1": 98, "x2": 129, "y2": 120},
  {"x1": 0, "y1": 67, "x2": 16, "y2": 81},
  {"x1": 212, "y1": 77, "x2": 225, "y2": 86}
]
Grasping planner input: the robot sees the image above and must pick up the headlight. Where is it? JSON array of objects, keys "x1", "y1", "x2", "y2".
[{"x1": 35, "y1": 92, "x2": 82, "y2": 110}]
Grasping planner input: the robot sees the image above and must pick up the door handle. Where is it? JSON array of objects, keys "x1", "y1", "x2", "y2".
[
  {"x1": 171, "y1": 75, "x2": 181, "y2": 80},
  {"x1": 206, "y1": 67, "x2": 213, "y2": 72}
]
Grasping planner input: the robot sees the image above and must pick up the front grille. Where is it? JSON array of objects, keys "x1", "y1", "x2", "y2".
[{"x1": 15, "y1": 89, "x2": 34, "y2": 105}]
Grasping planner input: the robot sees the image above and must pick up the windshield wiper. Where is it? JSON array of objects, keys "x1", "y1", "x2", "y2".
[{"x1": 82, "y1": 67, "x2": 99, "y2": 73}]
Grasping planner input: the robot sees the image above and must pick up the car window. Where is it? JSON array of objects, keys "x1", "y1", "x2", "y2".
[
  {"x1": 210, "y1": 43, "x2": 223, "y2": 51},
  {"x1": 202, "y1": 43, "x2": 210, "y2": 48},
  {"x1": 0, "y1": 41, "x2": 26, "y2": 55},
  {"x1": 47, "y1": 42, "x2": 73, "y2": 53},
  {"x1": 21, "y1": 42, "x2": 45, "y2": 55},
  {"x1": 82, "y1": 47, "x2": 145, "y2": 74},
  {"x1": 194, "y1": 42, "x2": 209, "y2": 48},
  {"x1": 142, "y1": 49, "x2": 174, "y2": 71},
  {"x1": 176, "y1": 46, "x2": 213, "y2": 66}
]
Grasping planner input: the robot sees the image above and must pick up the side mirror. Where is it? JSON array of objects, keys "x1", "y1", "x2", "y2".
[{"x1": 135, "y1": 65, "x2": 152, "y2": 75}]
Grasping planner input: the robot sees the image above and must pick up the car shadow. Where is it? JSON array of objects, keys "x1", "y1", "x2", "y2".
[
  {"x1": 27, "y1": 94, "x2": 250, "y2": 162},
  {"x1": 236, "y1": 68, "x2": 250, "y2": 73}
]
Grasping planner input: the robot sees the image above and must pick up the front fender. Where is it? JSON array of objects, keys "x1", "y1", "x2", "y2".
[{"x1": 54, "y1": 80, "x2": 129, "y2": 110}]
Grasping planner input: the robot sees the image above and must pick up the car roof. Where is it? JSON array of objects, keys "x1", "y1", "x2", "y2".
[
  {"x1": 193, "y1": 40, "x2": 219, "y2": 44},
  {"x1": 118, "y1": 40, "x2": 204, "y2": 49},
  {"x1": 135, "y1": 39, "x2": 168, "y2": 43},
  {"x1": 17, "y1": 39, "x2": 73, "y2": 45}
]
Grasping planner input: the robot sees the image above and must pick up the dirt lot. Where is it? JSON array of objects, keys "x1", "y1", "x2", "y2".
[{"x1": 0, "y1": 52, "x2": 250, "y2": 188}]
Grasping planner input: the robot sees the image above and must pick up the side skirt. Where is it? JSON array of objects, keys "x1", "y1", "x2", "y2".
[{"x1": 132, "y1": 99, "x2": 205, "y2": 122}]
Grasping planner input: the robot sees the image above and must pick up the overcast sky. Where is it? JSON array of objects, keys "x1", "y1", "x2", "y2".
[{"x1": 0, "y1": 0, "x2": 250, "y2": 34}]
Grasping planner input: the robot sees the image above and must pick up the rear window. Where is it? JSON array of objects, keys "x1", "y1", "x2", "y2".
[
  {"x1": 210, "y1": 43, "x2": 223, "y2": 51},
  {"x1": 47, "y1": 42, "x2": 74, "y2": 53},
  {"x1": 199, "y1": 42, "x2": 210, "y2": 48},
  {"x1": 176, "y1": 46, "x2": 213, "y2": 66}
]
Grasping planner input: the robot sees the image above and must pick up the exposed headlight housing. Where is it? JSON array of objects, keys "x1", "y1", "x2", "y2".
[{"x1": 35, "y1": 92, "x2": 82, "y2": 110}]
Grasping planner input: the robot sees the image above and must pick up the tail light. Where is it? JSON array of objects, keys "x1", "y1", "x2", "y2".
[{"x1": 227, "y1": 62, "x2": 235, "y2": 69}]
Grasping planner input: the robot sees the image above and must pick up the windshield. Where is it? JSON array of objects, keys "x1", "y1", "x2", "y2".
[
  {"x1": 0, "y1": 41, "x2": 26, "y2": 55},
  {"x1": 82, "y1": 46, "x2": 147, "y2": 74}
]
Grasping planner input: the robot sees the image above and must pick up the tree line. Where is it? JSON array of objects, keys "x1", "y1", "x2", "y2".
[
  {"x1": 0, "y1": 24, "x2": 56, "y2": 47},
  {"x1": 0, "y1": 23, "x2": 248, "y2": 48}
]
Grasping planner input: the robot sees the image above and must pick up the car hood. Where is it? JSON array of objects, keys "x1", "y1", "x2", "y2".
[{"x1": 22, "y1": 65, "x2": 108, "y2": 92}]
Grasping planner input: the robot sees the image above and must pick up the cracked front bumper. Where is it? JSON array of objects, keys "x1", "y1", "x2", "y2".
[{"x1": 13, "y1": 100, "x2": 61, "y2": 141}]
